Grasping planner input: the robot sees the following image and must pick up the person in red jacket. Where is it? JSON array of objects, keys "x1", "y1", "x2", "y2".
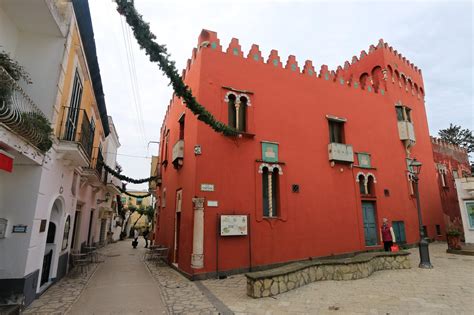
[{"x1": 380, "y1": 218, "x2": 396, "y2": 251}]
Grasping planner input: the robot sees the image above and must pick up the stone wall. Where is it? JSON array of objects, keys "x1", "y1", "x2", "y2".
[{"x1": 246, "y1": 252, "x2": 411, "y2": 298}]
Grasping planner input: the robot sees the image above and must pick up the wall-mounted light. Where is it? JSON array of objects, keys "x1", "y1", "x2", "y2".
[{"x1": 97, "y1": 192, "x2": 111, "y2": 205}]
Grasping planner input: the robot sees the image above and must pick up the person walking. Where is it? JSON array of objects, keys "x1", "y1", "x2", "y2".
[
  {"x1": 132, "y1": 228, "x2": 139, "y2": 249},
  {"x1": 380, "y1": 218, "x2": 396, "y2": 251},
  {"x1": 143, "y1": 227, "x2": 150, "y2": 248}
]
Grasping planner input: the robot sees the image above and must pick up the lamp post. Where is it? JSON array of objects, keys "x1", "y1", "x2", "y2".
[{"x1": 410, "y1": 159, "x2": 433, "y2": 269}]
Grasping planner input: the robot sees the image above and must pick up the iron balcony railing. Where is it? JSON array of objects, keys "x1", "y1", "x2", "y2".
[
  {"x1": 0, "y1": 66, "x2": 52, "y2": 151},
  {"x1": 59, "y1": 105, "x2": 94, "y2": 159}
]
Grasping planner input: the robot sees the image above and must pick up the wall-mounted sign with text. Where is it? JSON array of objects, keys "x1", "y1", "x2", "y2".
[
  {"x1": 201, "y1": 184, "x2": 215, "y2": 192},
  {"x1": 220, "y1": 215, "x2": 248, "y2": 236},
  {"x1": 12, "y1": 225, "x2": 27, "y2": 233}
]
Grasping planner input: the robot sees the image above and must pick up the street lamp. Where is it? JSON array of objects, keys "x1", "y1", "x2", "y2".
[{"x1": 410, "y1": 159, "x2": 433, "y2": 269}]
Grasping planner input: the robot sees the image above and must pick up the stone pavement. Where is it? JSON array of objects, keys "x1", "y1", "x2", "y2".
[
  {"x1": 24, "y1": 258, "x2": 100, "y2": 314},
  {"x1": 67, "y1": 239, "x2": 167, "y2": 315},
  {"x1": 201, "y1": 243, "x2": 474, "y2": 314},
  {"x1": 144, "y1": 260, "x2": 220, "y2": 314}
]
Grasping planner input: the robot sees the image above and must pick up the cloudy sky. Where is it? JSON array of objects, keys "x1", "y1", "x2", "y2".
[{"x1": 89, "y1": 0, "x2": 473, "y2": 190}]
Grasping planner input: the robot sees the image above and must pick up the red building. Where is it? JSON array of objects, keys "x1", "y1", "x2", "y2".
[
  {"x1": 154, "y1": 30, "x2": 445, "y2": 279},
  {"x1": 431, "y1": 137, "x2": 471, "y2": 226}
]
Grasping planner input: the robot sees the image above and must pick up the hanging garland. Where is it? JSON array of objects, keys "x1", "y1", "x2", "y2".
[
  {"x1": 116, "y1": 184, "x2": 152, "y2": 198},
  {"x1": 115, "y1": 0, "x2": 239, "y2": 137},
  {"x1": 100, "y1": 160, "x2": 157, "y2": 184}
]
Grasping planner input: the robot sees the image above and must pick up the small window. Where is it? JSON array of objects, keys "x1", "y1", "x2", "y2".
[
  {"x1": 384, "y1": 189, "x2": 390, "y2": 197},
  {"x1": 395, "y1": 105, "x2": 412, "y2": 123},
  {"x1": 366, "y1": 176, "x2": 375, "y2": 195},
  {"x1": 435, "y1": 224, "x2": 441, "y2": 236},
  {"x1": 329, "y1": 120, "x2": 345, "y2": 144},
  {"x1": 262, "y1": 167, "x2": 279, "y2": 218},
  {"x1": 179, "y1": 114, "x2": 185, "y2": 140},
  {"x1": 466, "y1": 202, "x2": 474, "y2": 228},
  {"x1": 452, "y1": 170, "x2": 459, "y2": 179},
  {"x1": 358, "y1": 175, "x2": 366, "y2": 195},
  {"x1": 227, "y1": 94, "x2": 247, "y2": 132}
]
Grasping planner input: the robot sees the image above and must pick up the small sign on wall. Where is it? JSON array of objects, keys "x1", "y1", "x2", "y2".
[
  {"x1": 261, "y1": 142, "x2": 279, "y2": 163},
  {"x1": 207, "y1": 200, "x2": 218, "y2": 207},
  {"x1": 12, "y1": 225, "x2": 27, "y2": 233},
  {"x1": 220, "y1": 215, "x2": 248, "y2": 236},
  {"x1": 39, "y1": 219, "x2": 47, "y2": 232},
  {"x1": 201, "y1": 184, "x2": 215, "y2": 192}
]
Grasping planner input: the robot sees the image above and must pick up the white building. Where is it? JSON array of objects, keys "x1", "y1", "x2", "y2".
[
  {"x1": 455, "y1": 177, "x2": 474, "y2": 244},
  {"x1": 0, "y1": 0, "x2": 121, "y2": 307}
]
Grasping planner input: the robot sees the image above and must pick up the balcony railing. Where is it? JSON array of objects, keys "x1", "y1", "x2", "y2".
[
  {"x1": 0, "y1": 66, "x2": 52, "y2": 151},
  {"x1": 58, "y1": 106, "x2": 94, "y2": 159}
]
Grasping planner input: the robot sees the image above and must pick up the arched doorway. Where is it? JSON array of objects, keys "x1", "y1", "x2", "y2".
[{"x1": 40, "y1": 199, "x2": 63, "y2": 287}]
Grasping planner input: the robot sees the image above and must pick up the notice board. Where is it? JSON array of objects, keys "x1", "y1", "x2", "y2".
[{"x1": 220, "y1": 215, "x2": 247, "y2": 236}]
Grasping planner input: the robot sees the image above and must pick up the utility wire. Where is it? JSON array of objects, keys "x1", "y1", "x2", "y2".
[{"x1": 119, "y1": 16, "x2": 147, "y2": 147}]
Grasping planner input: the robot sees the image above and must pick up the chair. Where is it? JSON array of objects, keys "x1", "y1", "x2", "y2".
[{"x1": 70, "y1": 251, "x2": 89, "y2": 277}]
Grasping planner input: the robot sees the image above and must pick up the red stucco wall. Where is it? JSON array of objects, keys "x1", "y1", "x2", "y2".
[{"x1": 154, "y1": 30, "x2": 446, "y2": 277}]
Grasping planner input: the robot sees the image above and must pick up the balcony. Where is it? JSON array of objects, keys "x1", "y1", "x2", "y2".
[
  {"x1": 172, "y1": 140, "x2": 184, "y2": 169},
  {"x1": 57, "y1": 106, "x2": 94, "y2": 167},
  {"x1": 81, "y1": 148, "x2": 105, "y2": 188},
  {"x1": 328, "y1": 142, "x2": 354, "y2": 163},
  {"x1": 0, "y1": 67, "x2": 52, "y2": 153},
  {"x1": 397, "y1": 121, "x2": 416, "y2": 142}
]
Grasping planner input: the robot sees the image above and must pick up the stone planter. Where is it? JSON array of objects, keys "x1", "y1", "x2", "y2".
[{"x1": 447, "y1": 235, "x2": 461, "y2": 250}]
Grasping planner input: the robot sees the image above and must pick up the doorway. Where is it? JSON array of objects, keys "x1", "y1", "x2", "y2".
[
  {"x1": 71, "y1": 207, "x2": 81, "y2": 251},
  {"x1": 87, "y1": 209, "x2": 94, "y2": 246},
  {"x1": 40, "y1": 199, "x2": 62, "y2": 288},
  {"x1": 362, "y1": 201, "x2": 378, "y2": 246},
  {"x1": 173, "y1": 190, "x2": 182, "y2": 265}
]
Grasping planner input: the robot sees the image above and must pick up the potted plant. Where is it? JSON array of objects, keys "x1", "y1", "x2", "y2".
[{"x1": 446, "y1": 227, "x2": 462, "y2": 250}]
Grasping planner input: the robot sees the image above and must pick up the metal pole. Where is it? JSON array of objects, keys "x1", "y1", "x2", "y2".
[{"x1": 413, "y1": 175, "x2": 433, "y2": 269}]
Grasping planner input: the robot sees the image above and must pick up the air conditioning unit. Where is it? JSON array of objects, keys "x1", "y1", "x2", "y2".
[{"x1": 328, "y1": 143, "x2": 354, "y2": 163}]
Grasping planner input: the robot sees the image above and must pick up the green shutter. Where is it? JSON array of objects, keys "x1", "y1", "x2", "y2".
[
  {"x1": 238, "y1": 102, "x2": 246, "y2": 131},
  {"x1": 228, "y1": 101, "x2": 236, "y2": 128},
  {"x1": 272, "y1": 169, "x2": 279, "y2": 216}
]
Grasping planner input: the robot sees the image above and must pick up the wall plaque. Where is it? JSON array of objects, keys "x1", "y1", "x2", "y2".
[
  {"x1": 220, "y1": 215, "x2": 247, "y2": 236},
  {"x1": 201, "y1": 184, "x2": 215, "y2": 192},
  {"x1": 12, "y1": 225, "x2": 27, "y2": 233},
  {"x1": 261, "y1": 142, "x2": 278, "y2": 163}
]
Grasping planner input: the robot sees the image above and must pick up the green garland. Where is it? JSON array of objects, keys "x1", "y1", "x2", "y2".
[
  {"x1": 100, "y1": 160, "x2": 157, "y2": 184},
  {"x1": 115, "y1": 0, "x2": 238, "y2": 137},
  {"x1": 116, "y1": 184, "x2": 152, "y2": 198}
]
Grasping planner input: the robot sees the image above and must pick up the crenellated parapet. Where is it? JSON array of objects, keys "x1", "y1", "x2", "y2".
[{"x1": 431, "y1": 137, "x2": 468, "y2": 154}]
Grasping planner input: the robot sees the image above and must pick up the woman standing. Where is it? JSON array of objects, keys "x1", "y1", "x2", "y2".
[{"x1": 380, "y1": 218, "x2": 396, "y2": 251}]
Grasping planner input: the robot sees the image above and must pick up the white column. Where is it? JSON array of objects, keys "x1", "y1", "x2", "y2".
[{"x1": 191, "y1": 197, "x2": 205, "y2": 269}]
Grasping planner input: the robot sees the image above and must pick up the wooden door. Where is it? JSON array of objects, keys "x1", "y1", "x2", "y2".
[{"x1": 362, "y1": 202, "x2": 377, "y2": 246}]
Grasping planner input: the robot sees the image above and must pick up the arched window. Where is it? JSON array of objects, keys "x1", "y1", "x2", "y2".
[
  {"x1": 262, "y1": 166, "x2": 280, "y2": 217},
  {"x1": 227, "y1": 94, "x2": 248, "y2": 132},
  {"x1": 367, "y1": 176, "x2": 375, "y2": 195},
  {"x1": 228, "y1": 94, "x2": 236, "y2": 129},
  {"x1": 359, "y1": 73, "x2": 369, "y2": 90},
  {"x1": 371, "y1": 66, "x2": 383, "y2": 92},
  {"x1": 358, "y1": 174, "x2": 366, "y2": 194}
]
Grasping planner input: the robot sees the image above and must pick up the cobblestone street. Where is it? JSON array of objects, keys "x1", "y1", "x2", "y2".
[
  {"x1": 23, "y1": 242, "x2": 473, "y2": 314},
  {"x1": 201, "y1": 243, "x2": 474, "y2": 314}
]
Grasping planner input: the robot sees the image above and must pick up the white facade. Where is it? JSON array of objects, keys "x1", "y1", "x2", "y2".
[
  {"x1": 455, "y1": 177, "x2": 474, "y2": 244},
  {"x1": 0, "y1": 1, "x2": 121, "y2": 306}
]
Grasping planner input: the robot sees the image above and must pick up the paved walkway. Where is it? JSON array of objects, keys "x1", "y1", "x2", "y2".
[
  {"x1": 201, "y1": 242, "x2": 474, "y2": 314},
  {"x1": 68, "y1": 239, "x2": 167, "y2": 315}
]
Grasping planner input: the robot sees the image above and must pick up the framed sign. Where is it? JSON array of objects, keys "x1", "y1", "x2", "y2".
[
  {"x1": 201, "y1": 184, "x2": 215, "y2": 192},
  {"x1": 220, "y1": 215, "x2": 248, "y2": 236},
  {"x1": 12, "y1": 225, "x2": 27, "y2": 233},
  {"x1": 261, "y1": 142, "x2": 278, "y2": 163}
]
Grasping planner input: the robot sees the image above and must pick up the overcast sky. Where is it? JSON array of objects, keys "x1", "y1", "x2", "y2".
[{"x1": 89, "y1": 0, "x2": 473, "y2": 190}]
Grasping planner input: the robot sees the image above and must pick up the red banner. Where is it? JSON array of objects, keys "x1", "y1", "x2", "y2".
[{"x1": 0, "y1": 149, "x2": 14, "y2": 173}]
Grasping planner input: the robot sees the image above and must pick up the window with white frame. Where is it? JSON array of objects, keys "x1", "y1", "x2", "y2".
[
  {"x1": 225, "y1": 92, "x2": 249, "y2": 132},
  {"x1": 437, "y1": 164, "x2": 448, "y2": 187},
  {"x1": 261, "y1": 165, "x2": 281, "y2": 218}
]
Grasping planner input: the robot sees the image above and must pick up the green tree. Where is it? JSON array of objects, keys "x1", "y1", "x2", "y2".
[{"x1": 438, "y1": 124, "x2": 473, "y2": 153}]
